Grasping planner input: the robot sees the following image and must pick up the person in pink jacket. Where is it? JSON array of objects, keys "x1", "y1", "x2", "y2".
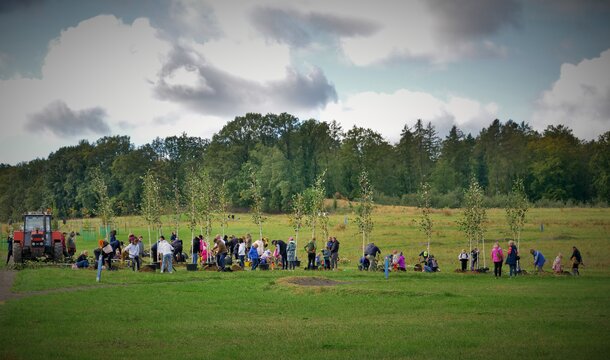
[
  {"x1": 200, "y1": 239, "x2": 209, "y2": 264},
  {"x1": 491, "y1": 242, "x2": 504, "y2": 278}
]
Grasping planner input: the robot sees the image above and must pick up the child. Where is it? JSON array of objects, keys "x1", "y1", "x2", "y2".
[
  {"x1": 315, "y1": 252, "x2": 322, "y2": 268},
  {"x1": 552, "y1": 253, "x2": 563, "y2": 274},
  {"x1": 322, "y1": 247, "x2": 331, "y2": 270},
  {"x1": 397, "y1": 252, "x2": 406, "y2": 271},
  {"x1": 75, "y1": 250, "x2": 89, "y2": 269}
]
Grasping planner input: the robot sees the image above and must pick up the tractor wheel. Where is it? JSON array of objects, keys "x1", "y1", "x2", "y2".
[
  {"x1": 12, "y1": 242, "x2": 22, "y2": 264},
  {"x1": 54, "y1": 242, "x2": 63, "y2": 262}
]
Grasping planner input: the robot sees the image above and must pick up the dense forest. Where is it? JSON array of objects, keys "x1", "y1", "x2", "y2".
[{"x1": 0, "y1": 113, "x2": 608, "y2": 222}]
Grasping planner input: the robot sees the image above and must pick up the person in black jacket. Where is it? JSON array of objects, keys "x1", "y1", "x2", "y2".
[
  {"x1": 6, "y1": 235, "x2": 13, "y2": 264},
  {"x1": 364, "y1": 242, "x2": 381, "y2": 271},
  {"x1": 330, "y1": 237, "x2": 340, "y2": 270},
  {"x1": 570, "y1": 246, "x2": 584, "y2": 276},
  {"x1": 272, "y1": 239, "x2": 288, "y2": 270},
  {"x1": 192, "y1": 236, "x2": 201, "y2": 265}
]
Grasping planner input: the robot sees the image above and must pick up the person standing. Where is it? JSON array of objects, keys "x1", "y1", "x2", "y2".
[
  {"x1": 214, "y1": 236, "x2": 228, "y2": 271},
  {"x1": 397, "y1": 251, "x2": 406, "y2": 271},
  {"x1": 237, "y1": 238, "x2": 246, "y2": 268},
  {"x1": 330, "y1": 237, "x2": 340, "y2": 270},
  {"x1": 192, "y1": 236, "x2": 201, "y2": 265},
  {"x1": 570, "y1": 246, "x2": 584, "y2": 276},
  {"x1": 6, "y1": 235, "x2": 13, "y2": 264},
  {"x1": 67, "y1": 231, "x2": 77, "y2": 257},
  {"x1": 249, "y1": 243, "x2": 260, "y2": 270},
  {"x1": 505, "y1": 240, "x2": 518, "y2": 277},
  {"x1": 470, "y1": 248, "x2": 479, "y2": 270},
  {"x1": 530, "y1": 249, "x2": 546, "y2": 272},
  {"x1": 272, "y1": 239, "x2": 288, "y2": 270},
  {"x1": 458, "y1": 249, "x2": 469, "y2": 272},
  {"x1": 137, "y1": 235, "x2": 144, "y2": 259},
  {"x1": 124, "y1": 237, "x2": 142, "y2": 271},
  {"x1": 158, "y1": 236, "x2": 174, "y2": 273},
  {"x1": 491, "y1": 242, "x2": 504, "y2": 277},
  {"x1": 304, "y1": 238, "x2": 317, "y2": 270},
  {"x1": 286, "y1": 237, "x2": 297, "y2": 270}
]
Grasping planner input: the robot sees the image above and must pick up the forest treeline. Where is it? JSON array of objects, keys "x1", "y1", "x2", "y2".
[{"x1": 0, "y1": 113, "x2": 608, "y2": 221}]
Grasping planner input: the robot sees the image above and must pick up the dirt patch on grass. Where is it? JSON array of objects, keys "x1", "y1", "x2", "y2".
[{"x1": 280, "y1": 276, "x2": 343, "y2": 287}]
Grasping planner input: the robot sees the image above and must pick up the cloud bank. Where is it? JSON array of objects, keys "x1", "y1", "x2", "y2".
[
  {"x1": 27, "y1": 100, "x2": 110, "y2": 136},
  {"x1": 532, "y1": 49, "x2": 610, "y2": 139}
]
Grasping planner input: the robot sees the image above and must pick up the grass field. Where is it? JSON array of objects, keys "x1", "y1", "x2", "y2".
[{"x1": 0, "y1": 205, "x2": 609, "y2": 359}]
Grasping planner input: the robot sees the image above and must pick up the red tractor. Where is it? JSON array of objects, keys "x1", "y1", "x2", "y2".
[{"x1": 12, "y1": 211, "x2": 64, "y2": 263}]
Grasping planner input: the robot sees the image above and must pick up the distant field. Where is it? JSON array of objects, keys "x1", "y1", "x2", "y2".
[
  {"x1": 0, "y1": 206, "x2": 609, "y2": 359},
  {"x1": 4, "y1": 205, "x2": 605, "y2": 272}
]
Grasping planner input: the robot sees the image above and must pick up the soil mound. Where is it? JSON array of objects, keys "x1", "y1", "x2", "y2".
[{"x1": 282, "y1": 276, "x2": 341, "y2": 287}]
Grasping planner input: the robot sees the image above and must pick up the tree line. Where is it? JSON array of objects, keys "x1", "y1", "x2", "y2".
[{"x1": 0, "y1": 113, "x2": 608, "y2": 222}]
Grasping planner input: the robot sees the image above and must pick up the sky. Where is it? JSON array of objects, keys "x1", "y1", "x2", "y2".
[{"x1": 0, "y1": 0, "x2": 609, "y2": 165}]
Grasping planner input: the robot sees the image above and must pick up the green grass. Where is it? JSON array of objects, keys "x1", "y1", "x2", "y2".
[
  {"x1": 1, "y1": 206, "x2": 609, "y2": 359},
  {"x1": 1, "y1": 270, "x2": 609, "y2": 359}
]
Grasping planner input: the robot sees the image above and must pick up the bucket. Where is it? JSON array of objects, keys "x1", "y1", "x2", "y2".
[{"x1": 186, "y1": 264, "x2": 198, "y2": 271}]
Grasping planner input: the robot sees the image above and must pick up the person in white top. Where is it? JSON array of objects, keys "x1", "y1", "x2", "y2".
[
  {"x1": 123, "y1": 237, "x2": 142, "y2": 271},
  {"x1": 237, "y1": 238, "x2": 246, "y2": 268},
  {"x1": 158, "y1": 236, "x2": 174, "y2": 273}
]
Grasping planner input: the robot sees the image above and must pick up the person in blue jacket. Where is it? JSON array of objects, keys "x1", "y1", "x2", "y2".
[
  {"x1": 249, "y1": 243, "x2": 260, "y2": 270},
  {"x1": 530, "y1": 249, "x2": 546, "y2": 272}
]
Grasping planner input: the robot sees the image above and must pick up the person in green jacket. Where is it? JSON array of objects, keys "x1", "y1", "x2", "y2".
[{"x1": 304, "y1": 238, "x2": 317, "y2": 270}]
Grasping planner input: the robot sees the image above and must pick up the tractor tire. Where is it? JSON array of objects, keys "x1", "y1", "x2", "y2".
[
  {"x1": 12, "y1": 242, "x2": 22, "y2": 264},
  {"x1": 54, "y1": 242, "x2": 63, "y2": 262}
]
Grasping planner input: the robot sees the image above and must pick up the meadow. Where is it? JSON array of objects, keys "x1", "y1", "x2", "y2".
[{"x1": 0, "y1": 205, "x2": 609, "y2": 359}]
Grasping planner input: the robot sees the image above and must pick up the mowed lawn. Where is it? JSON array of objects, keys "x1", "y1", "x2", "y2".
[{"x1": 1, "y1": 206, "x2": 609, "y2": 359}]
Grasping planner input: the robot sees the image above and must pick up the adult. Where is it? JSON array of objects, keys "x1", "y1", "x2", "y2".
[
  {"x1": 272, "y1": 239, "x2": 288, "y2": 270},
  {"x1": 214, "y1": 236, "x2": 228, "y2": 271},
  {"x1": 418, "y1": 249, "x2": 429, "y2": 264},
  {"x1": 530, "y1": 249, "x2": 546, "y2": 272},
  {"x1": 254, "y1": 238, "x2": 265, "y2": 258},
  {"x1": 364, "y1": 242, "x2": 381, "y2": 271},
  {"x1": 158, "y1": 236, "x2": 174, "y2": 273},
  {"x1": 151, "y1": 240, "x2": 159, "y2": 264},
  {"x1": 170, "y1": 231, "x2": 177, "y2": 242},
  {"x1": 137, "y1": 236, "x2": 144, "y2": 258},
  {"x1": 249, "y1": 243, "x2": 260, "y2": 270},
  {"x1": 326, "y1": 237, "x2": 333, "y2": 252},
  {"x1": 458, "y1": 249, "x2": 469, "y2": 272},
  {"x1": 491, "y1": 242, "x2": 504, "y2": 278},
  {"x1": 67, "y1": 231, "x2": 77, "y2": 257},
  {"x1": 124, "y1": 237, "x2": 141, "y2": 271},
  {"x1": 75, "y1": 250, "x2": 89, "y2": 268},
  {"x1": 330, "y1": 237, "x2": 340, "y2": 270},
  {"x1": 237, "y1": 238, "x2": 246, "y2": 268},
  {"x1": 6, "y1": 235, "x2": 13, "y2": 264},
  {"x1": 245, "y1": 234, "x2": 252, "y2": 259},
  {"x1": 286, "y1": 237, "x2": 297, "y2": 270},
  {"x1": 172, "y1": 237, "x2": 184, "y2": 262},
  {"x1": 570, "y1": 246, "x2": 584, "y2": 276},
  {"x1": 470, "y1": 248, "x2": 479, "y2": 270},
  {"x1": 304, "y1": 238, "x2": 317, "y2": 270},
  {"x1": 505, "y1": 240, "x2": 518, "y2": 277},
  {"x1": 192, "y1": 236, "x2": 201, "y2": 265}
]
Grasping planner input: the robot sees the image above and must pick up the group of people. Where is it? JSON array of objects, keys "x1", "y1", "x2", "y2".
[
  {"x1": 484, "y1": 241, "x2": 584, "y2": 277},
  {"x1": 190, "y1": 234, "x2": 341, "y2": 272},
  {"x1": 358, "y1": 244, "x2": 440, "y2": 273}
]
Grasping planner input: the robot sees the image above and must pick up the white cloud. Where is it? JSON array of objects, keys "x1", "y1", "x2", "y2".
[
  {"x1": 318, "y1": 89, "x2": 498, "y2": 141},
  {"x1": 0, "y1": 15, "x2": 206, "y2": 163},
  {"x1": 531, "y1": 49, "x2": 610, "y2": 139}
]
